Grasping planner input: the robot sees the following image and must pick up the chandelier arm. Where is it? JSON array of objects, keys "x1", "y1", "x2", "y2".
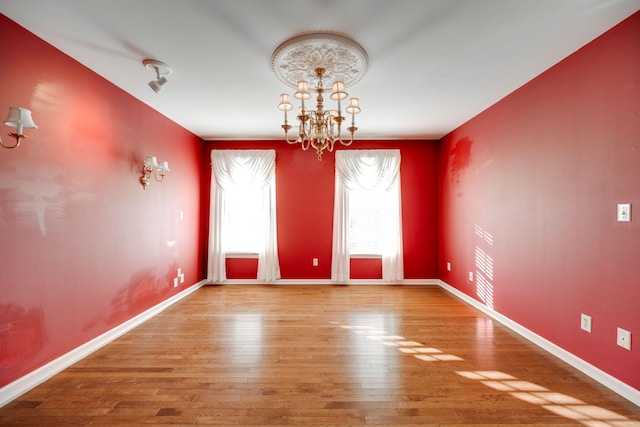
[
  {"x1": 281, "y1": 118, "x2": 300, "y2": 144},
  {"x1": 333, "y1": 133, "x2": 355, "y2": 147},
  {"x1": 284, "y1": 133, "x2": 299, "y2": 144},
  {"x1": 300, "y1": 138, "x2": 311, "y2": 151},
  {"x1": 337, "y1": 116, "x2": 358, "y2": 146}
]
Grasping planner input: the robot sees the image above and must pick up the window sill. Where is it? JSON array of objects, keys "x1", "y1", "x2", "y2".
[{"x1": 225, "y1": 253, "x2": 258, "y2": 258}]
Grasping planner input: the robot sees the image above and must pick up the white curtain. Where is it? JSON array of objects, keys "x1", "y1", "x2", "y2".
[
  {"x1": 331, "y1": 149, "x2": 404, "y2": 283},
  {"x1": 207, "y1": 150, "x2": 281, "y2": 283}
]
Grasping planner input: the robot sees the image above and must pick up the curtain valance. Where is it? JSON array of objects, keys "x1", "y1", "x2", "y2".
[
  {"x1": 335, "y1": 150, "x2": 400, "y2": 192},
  {"x1": 212, "y1": 150, "x2": 275, "y2": 191}
]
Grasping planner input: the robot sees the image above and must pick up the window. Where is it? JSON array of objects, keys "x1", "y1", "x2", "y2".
[
  {"x1": 348, "y1": 187, "x2": 384, "y2": 256},
  {"x1": 332, "y1": 150, "x2": 404, "y2": 282},
  {"x1": 221, "y1": 181, "x2": 262, "y2": 254},
  {"x1": 208, "y1": 150, "x2": 281, "y2": 283}
]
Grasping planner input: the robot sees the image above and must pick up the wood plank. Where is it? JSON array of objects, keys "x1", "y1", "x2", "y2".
[{"x1": 1, "y1": 285, "x2": 639, "y2": 425}]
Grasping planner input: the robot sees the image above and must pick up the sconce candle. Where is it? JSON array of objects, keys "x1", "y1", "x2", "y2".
[{"x1": 140, "y1": 156, "x2": 169, "y2": 189}]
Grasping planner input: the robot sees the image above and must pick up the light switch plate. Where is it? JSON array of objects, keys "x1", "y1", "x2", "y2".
[
  {"x1": 617, "y1": 203, "x2": 631, "y2": 222},
  {"x1": 580, "y1": 314, "x2": 592, "y2": 333}
]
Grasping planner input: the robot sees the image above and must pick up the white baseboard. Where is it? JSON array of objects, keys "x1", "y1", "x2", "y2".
[
  {"x1": 437, "y1": 280, "x2": 640, "y2": 407},
  {"x1": 0, "y1": 280, "x2": 206, "y2": 407},
  {"x1": 208, "y1": 278, "x2": 441, "y2": 285}
]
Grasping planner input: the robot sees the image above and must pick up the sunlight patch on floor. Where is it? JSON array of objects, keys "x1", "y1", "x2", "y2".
[{"x1": 336, "y1": 321, "x2": 640, "y2": 426}]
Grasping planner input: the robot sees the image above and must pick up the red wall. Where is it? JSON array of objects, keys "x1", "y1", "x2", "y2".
[
  {"x1": 439, "y1": 12, "x2": 640, "y2": 389},
  {"x1": 203, "y1": 140, "x2": 440, "y2": 280},
  {"x1": 0, "y1": 15, "x2": 205, "y2": 387},
  {"x1": 5, "y1": 6, "x2": 637, "y2": 399}
]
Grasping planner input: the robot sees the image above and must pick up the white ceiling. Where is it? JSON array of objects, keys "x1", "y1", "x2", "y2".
[{"x1": 1, "y1": 0, "x2": 639, "y2": 141}]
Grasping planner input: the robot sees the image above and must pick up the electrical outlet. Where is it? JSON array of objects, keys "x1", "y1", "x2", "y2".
[
  {"x1": 617, "y1": 328, "x2": 631, "y2": 350},
  {"x1": 313, "y1": 258, "x2": 318, "y2": 267},
  {"x1": 173, "y1": 277, "x2": 178, "y2": 288},
  {"x1": 447, "y1": 262, "x2": 451, "y2": 271},
  {"x1": 468, "y1": 271, "x2": 474, "y2": 282},
  {"x1": 580, "y1": 314, "x2": 592, "y2": 333}
]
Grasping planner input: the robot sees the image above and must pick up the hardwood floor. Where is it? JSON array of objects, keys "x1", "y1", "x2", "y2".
[{"x1": 1, "y1": 285, "x2": 639, "y2": 426}]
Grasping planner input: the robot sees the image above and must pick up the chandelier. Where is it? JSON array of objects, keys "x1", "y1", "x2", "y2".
[{"x1": 272, "y1": 33, "x2": 368, "y2": 160}]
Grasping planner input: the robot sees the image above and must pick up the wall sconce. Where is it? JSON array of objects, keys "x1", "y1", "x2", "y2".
[
  {"x1": 143, "y1": 59, "x2": 171, "y2": 93},
  {"x1": 1, "y1": 107, "x2": 37, "y2": 149},
  {"x1": 140, "y1": 156, "x2": 169, "y2": 189}
]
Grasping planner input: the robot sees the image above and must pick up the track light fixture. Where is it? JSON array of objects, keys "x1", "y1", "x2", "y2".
[
  {"x1": 1, "y1": 107, "x2": 37, "y2": 149},
  {"x1": 143, "y1": 59, "x2": 171, "y2": 93}
]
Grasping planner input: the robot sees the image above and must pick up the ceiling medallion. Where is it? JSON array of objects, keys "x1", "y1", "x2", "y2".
[
  {"x1": 271, "y1": 32, "x2": 369, "y2": 90},
  {"x1": 272, "y1": 33, "x2": 368, "y2": 160}
]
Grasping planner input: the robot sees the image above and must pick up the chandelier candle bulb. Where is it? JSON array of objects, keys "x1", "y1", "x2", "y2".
[
  {"x1": 347, "y1": 98, "x2": 361, "y2": 115},
  {"x1": 331, "y1": 82, "x2": 348, "y2": 100},
  {"x1": 278, "y1": 94, "x2": 293, "y2": 112},
  {"x1": 295, "y1": 81, "x2": 311, "y2": 100}
]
